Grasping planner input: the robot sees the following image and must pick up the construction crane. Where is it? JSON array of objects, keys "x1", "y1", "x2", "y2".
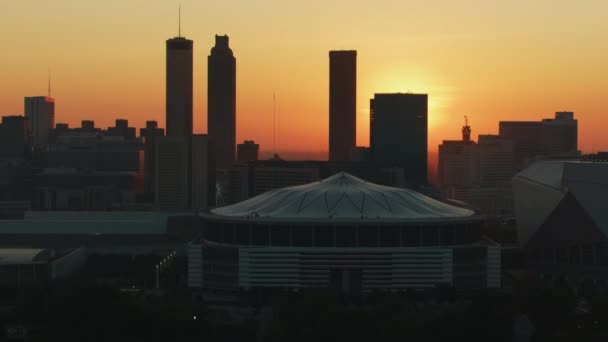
[{"x1": 462, "y1": 115, "x2": 472, "y2": 142}]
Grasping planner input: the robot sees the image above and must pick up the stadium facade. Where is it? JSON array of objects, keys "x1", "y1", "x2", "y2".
[
  {"x1": 189, "y1": 173, "x2": 501, "y2": 293},
  {"x1": 513, "y1": 161, "x2": 608, "y2": 283}
]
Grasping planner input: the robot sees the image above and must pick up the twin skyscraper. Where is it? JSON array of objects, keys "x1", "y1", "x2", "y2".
[
  {"x1": 165, "y1": 33, "x2": 236, "y2": 170},
  {"x1": 157, "y1": 32, "x2": 235, "y2": 210}
]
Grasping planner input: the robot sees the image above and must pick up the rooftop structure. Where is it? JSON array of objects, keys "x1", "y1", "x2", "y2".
[
  {"x1": 513, "y1": 160, "x2": 608, "y2": 246},
  {"x1": 213, "y1": 172, "x2": 474, "y2": 221}
]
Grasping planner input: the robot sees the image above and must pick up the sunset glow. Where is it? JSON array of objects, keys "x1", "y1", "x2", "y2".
[{"x1": 1, "y1": 0, "x2": 608, "y2": 158}]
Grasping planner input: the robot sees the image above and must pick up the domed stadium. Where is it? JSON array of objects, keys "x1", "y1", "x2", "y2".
[{"x1": 189, "y1": 173, "x2": 501, "y2": 293}]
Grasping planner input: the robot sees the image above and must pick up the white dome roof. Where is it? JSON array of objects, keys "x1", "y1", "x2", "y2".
[{"x1": 211, "y1": 172, "x2": 475, "y2": 221}]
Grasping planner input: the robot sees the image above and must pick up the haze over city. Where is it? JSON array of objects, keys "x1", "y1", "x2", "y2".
[{"x1": 2, "y1": 0, "x2": 608, "y2": 158}]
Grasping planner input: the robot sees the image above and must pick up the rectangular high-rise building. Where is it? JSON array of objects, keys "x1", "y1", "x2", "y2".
[
  {"x1": 140, "y1": 121, "x2": 165, "y2": 194},
  {"x1": 0, "y1": 116, "x2": 29, "y2": 159},
  {"x1": 24, "y1": 96, "x2": 55, "y2": 148},
  {"x1": 499, "y1": 112, "x2": 578, "y2": 171},
  {"x1": 237, "y1": 140, "x2": 259, "y2": 163},
  {"x1": 498, "y1": 121, "x2": 541, "y2": 171},
  {"x1": 540, "y1": 112, "x2": 578, "y2": 156},
  {"x1": 154, "y1": 135, "x2": 215, "y2": 211},
  {"x1": 208, "y1": 35, "x2": 236, "y2": 169},
  {"x1": 437, "y1": 134, "x2": 515, "y2": 217},
  {"x1": 438, "y1": 140, "x2": 477, "y2": 187},
  {"x1": 370, "y1": 93, "x2": 428, "y2": 187},
  {"x1": 329, "y1": 50, "x2": 356, "y2": 162},
  {"x1": 166, "y1": 36, "x2": 193, "y2": 138}
]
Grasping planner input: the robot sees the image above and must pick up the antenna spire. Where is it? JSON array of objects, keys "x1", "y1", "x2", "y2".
[
  {"x1": 178, "y1": 4, "x2": 181, "y2": 37},
  {"x1": 48, "y1": 67, "x2": 51, "y2": 98},
  {"x1": 273, "y1": 92, "x2": 276, "y2": 154}
]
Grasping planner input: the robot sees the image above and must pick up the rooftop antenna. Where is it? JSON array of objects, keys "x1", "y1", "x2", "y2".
[
  {"x1": 273, "y1": 92, "x2": 277, "y2": 154},
  {"x1": 47, "y1": 67, "x2": 51, "y2": 98},
  {"x1": 178, "y1": 4, "x2": 181, "y2": 37}
]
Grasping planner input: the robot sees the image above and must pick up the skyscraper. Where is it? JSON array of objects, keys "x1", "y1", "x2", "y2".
[
  {"x1": 208, "y1": 35, "x2": 236, "y2": 169},
  {"x1": 540, "y1": 111, "x2": 578, "y2": 156},
  {"x1": 166, "y1": 36, "x2": 193, "y2": 138},
  {"x1": 370, "y1": 93, "x2": 428, "y2": 187},
  {"x1": 329, "y1": 50, "x2": 356, "y2": 162},
  {"x1": 24, "y1": 96, "x2": 55, "y2": 148}
]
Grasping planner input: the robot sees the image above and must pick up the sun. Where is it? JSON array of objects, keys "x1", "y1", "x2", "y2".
[{"x1": 362, "y1": 65, "x2": 452, "y2": 131}]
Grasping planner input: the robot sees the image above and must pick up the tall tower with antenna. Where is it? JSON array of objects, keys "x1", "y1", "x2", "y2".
[
  {"x1": 25, "y1": 69, "x2": 55, "y2": 148},
  {"x1": 48, "y1": 67, "x2": 51, "y2": 98},
  {"x1": 273, "y1": 92, "x2": 276, "y2": 154},
  {"x1": 165, "y1": 5, "x2": 193, "y2": 138}
]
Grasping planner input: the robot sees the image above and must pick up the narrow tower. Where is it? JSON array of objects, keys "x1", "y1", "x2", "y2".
[
  {"x1": 208, "y1": 35, "x2": 236, "y2": 169},
  {"x1": 165, "y1": 11, "x2": 193, "y2": 138},
  {"x1": 329, "y1": 50, "x2": 357, "y2": 162}
]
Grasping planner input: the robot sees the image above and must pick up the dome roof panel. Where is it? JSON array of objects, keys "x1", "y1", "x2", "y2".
[{"x1": 211, "y1": 172, "x2": 475, "y2": 220}]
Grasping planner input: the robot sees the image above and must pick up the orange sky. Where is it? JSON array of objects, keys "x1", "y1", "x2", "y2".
[{"x1": 1, "y1": 0, "x2": 607, "y2": 158}]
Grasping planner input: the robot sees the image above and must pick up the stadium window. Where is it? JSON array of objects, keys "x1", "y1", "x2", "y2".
[
  {"x1": 271, "y1": 225, "x2": 290, "y2": 246},
  {"x1": 314, "y1": 226, "x2": 334, "y2": 247},
  {"x1": 292, "y1": 226, "x2": 313, "y2": 247},
  {"x1": 335, "y1": 225, "x2": 356, "y2": 247},
  {"x1": 252, "y1": 224, "x2": 270, "y2": 246},
  {"x1": 358, "y1": 226, "x2": 378, "y2": 247},
  {"x1": 402, "y1": 226, "x2": 420, "y2": 247},
  {"x1": 422, "y1": 227, "x2": 439, "y2": 246},
  {"x1": 440, "y1": 225, "x2": 455, "y2": 246},
  {"x1": 379, "y1": 226, "x2": 400, "y2": 247},
  {"x1": 235, "y1": 225, "x2": 250, "y2": 245}
]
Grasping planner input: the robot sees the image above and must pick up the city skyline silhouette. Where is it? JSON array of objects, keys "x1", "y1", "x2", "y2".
[{"x1": 1, "y1": 1, "x2": 607, "y2": 158}]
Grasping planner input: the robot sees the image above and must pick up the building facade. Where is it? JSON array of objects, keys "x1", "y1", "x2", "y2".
[
  {"x1": 329, "y1": 50, "x2": 357, "y2": 162},
  {"x1": 499, "y1": 112, "x2": 578, "y2": 171},
  {"x1": 513, "y1": 161, "x2": 608, "y2": 285},
  {"x1": 189, "y1": 173, "x2": 501, "y2": 293},
  {"x1": 155, "y1": 136, "x2": 190, "y2": 210},
  {"x1": 208, "y1": 35, "x2": 236, "y2": 169},
  {"x1": 438, "y1": 134, "x2": 515, "y2": 217},
  {"x1": 540, "y1": 112, "x2": 578, "y2": 156},
  {"x1": 166, "y1": 36, "x2": 193, "y2": 138},
  {"x1": 0, "y1": 116, "x2": 29, "y2": 160},
  {"x1": 370, "y1": 93, "x2": 428, "y2": 187},
  {"x1": 140, "y1": 121, "x2": 165, "y2": 194},
  {"x1": 236, "y1": 140, "x2": 259, "y2": 163},
  {"x1": 24, "y1": 96, "x2": 55, "y2": 148},
  {"x1": 155, "y1": 135, "x2": 215, "y2": 211},
  {"x1": 191, "y1": 135, "x2": 216, "y2": 211}
]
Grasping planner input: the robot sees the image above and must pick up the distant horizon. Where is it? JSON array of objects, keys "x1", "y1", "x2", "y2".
[{"x1": 2, "y1": 1, "x2": 607, "y2": 154}]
